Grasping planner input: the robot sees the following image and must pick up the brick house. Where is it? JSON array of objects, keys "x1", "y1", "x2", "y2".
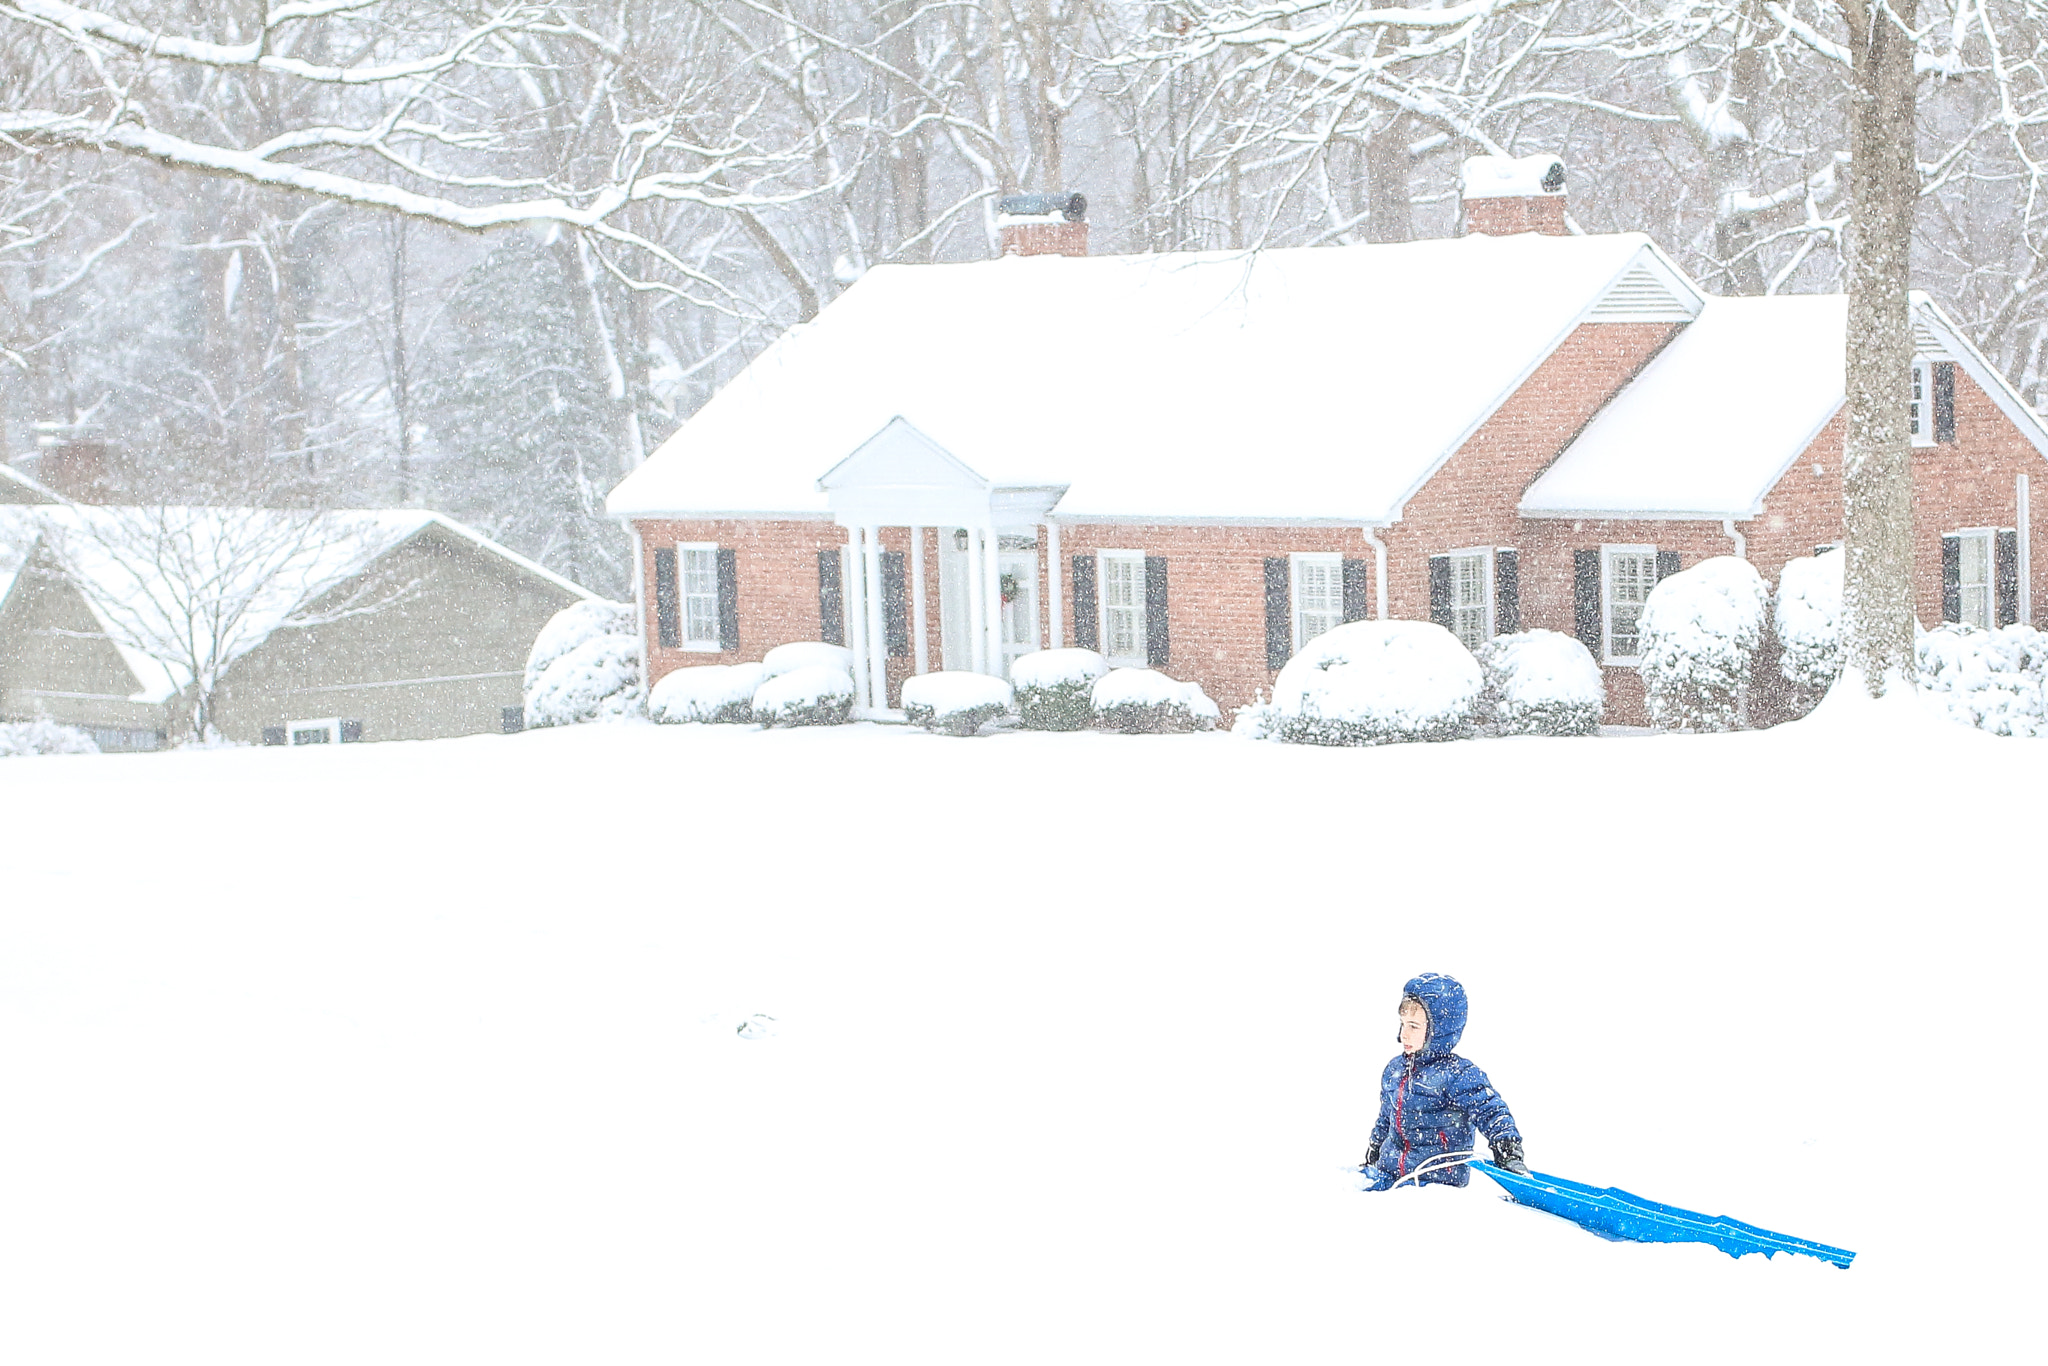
[{"x1": 605, "y1": 158, "x2": 2048, "y2": 724}]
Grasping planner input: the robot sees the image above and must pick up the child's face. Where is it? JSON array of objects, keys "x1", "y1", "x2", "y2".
[{"x1": 1398, "y1": 1003, "x2": 1428, "y2": 1055}]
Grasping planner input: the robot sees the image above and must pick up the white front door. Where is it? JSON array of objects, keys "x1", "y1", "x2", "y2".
[{"x1": 999, "y1": 550, "x2": 1040, "y2": 676}]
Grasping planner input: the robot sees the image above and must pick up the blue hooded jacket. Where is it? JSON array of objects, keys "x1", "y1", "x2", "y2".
[{"x1": 1362, "y1": 973, "x2": 1520, "y2": 1190}]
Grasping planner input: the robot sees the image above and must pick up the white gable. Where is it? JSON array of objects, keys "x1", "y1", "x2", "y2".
[
  {"x1": 1582, "y1": 259, "x2": 1701, "y2": 323},
  {"x1": 607, "y1": 232, "x2": 1687, "y2": 526}
]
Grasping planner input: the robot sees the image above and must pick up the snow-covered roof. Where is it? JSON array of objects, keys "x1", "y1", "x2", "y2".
[
  {"x1": 1521, "y1": 293, "x2": 2048, "y2": 519},
  {"x1": 0, "y1": 461, "x2": 58, "y2": 504},
  {"x1": 4, "y1": 507, "x2": 595, "y2": 704},
  {"x1": 606, "y1": 232, "x2": 1701, "y2": 526}
]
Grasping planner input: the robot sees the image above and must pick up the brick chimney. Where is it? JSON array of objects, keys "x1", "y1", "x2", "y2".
[
  {"x1": 997, "y1": 192, "x2": 1088, "y2": 258},
  {"x1": 29, "y1": 423, "x2": 116, "y2": 502},
  {"x1": 1461, "y1": 155, "x2": 1569, "y2": 237}
]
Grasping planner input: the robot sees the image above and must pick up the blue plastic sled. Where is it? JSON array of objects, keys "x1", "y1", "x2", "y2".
[{"x1": 1470, "y1": 1161, "x2": 1855, "y2": 1269}]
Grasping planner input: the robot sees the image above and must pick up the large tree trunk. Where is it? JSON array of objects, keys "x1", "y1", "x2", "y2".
[{"x1": 1839, "y1": 0, "x2": 1919, "y2": 694}]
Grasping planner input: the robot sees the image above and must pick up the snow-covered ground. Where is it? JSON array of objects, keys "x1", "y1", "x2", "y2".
[{"x1": 1, "y1": 717, "x2": 2039, "y2": 1363}]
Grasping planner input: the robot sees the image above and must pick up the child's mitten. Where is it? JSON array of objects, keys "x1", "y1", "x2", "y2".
[
  {"x1": 1362, "y1": 1139, "x2": 1381, "y2": 1169},
  {"x1": 1490, "y1": 1137, "x2": 1529, "y2": 1175}
]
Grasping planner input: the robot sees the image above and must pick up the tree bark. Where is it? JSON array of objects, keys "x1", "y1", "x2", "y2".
[{"x1": 1839, "y1": 0, "x2": 1919, "y2": 694}]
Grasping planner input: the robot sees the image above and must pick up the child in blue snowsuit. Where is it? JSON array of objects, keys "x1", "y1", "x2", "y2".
[{"x1": 1360, "y1": 973, "x2": 1527, "y2": 1191}]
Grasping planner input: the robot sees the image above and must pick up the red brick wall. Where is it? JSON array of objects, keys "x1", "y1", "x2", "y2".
[{"x1": 1462, "y1": 197, "x2": 1569, "y2": 237}]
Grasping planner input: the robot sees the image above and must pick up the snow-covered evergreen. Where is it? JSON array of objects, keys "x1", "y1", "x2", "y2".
[
  {"x1": 523, "y1": 600, "x2": 643, "y2": 728},
  {"x1": 1638, "y1": 556, "x2": 1768, "y2": 732},
  {"x1": 1774, "y1": 549, "x2": 1845, "y2": 697},
  {"x1": 1267, "y1": 620, "x2": 1481, "y2": 745},
  {"x1": 1475, "y1": 630, "x2": 1604, "y2": 736},
  {"x1": 901, "y1": 672, "x2": 1014, "y2": 736},
  {"x1": 1011, "y1": 649, "x2": 1109, "y2": 730},
  {"x1": 0, "y1": 718, "x2": 100, "y2": 757},
  {"x1": 750, "y1": 665, "x2": 854, "y2": 727},
  {"x1": 760, "y1": 642, "x2": 856, "y2": 679},
  {"x1": 648, "y1": 664, "x2": 768, "y2": 725},
  {"x1": 1090, "y1": 668, "x2": 1219, "y2": 733},
  {"x1": 1917, "y1": 623, "x2": 2048, "y2": 737}
]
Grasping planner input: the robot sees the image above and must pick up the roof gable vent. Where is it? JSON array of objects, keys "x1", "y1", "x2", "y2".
[
  {"x1": 1912, "y1": 315, "x2": 1951, "y2": 359},
  {"x1": 1585, "y1": 263, "x2": 1698, "y2": 322}
]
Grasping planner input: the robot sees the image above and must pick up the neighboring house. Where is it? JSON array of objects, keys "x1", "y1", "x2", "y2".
[
  {"x1": 606, "y1": 157, "x2": 2048, "y2": 725},
  {"x1": 1, "y1": 461, "x2": 59, "y2": 505},
  {"x1": 0, "y1": 508, "x2": 595, "y2": 748}
]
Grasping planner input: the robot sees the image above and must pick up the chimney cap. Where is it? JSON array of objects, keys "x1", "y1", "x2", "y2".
[
  {"x1": 997, "y1": 191, "x2": 1086, "y2": 223},
  {"x1": 1461, "y1": 154, "x2": 1565, "y2": 200}
]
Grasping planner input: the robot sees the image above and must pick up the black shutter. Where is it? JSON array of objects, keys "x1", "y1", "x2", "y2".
[
  {"x1": 1996, "y1": 529, "x2": 2020, "y2": 626},
  {"x1": 1145, "y1": 556, "x2": 1170, "y2": 667},
  {"x1": 882, "y1": 550, "x2": 909, "y2": 656},
  {"x1": 1342, "y1": 558, "x2": 1369, "y2": 623},
  {"x1": 1573, "y1": 549, "x2": 1602, "y2": 656},
  {"x1": 261, "y1": 726, "x2": 287, "y2": 747},
  {"x1": 817, "y1": 549, "x2": 844, "y2": 646},
  {"x1": 1071, "y1": 555, "x2": 1098, "y2": 650},
  {"x1": 1934, "y1": 362, "x2": 1957, "y2": 444},
  {"x1": 500, "y1": 707, "x2": 524, "y2": 735},
  {"x1": 1941, "y1": 534, "x2": 1962, "y2": 622},
  {"x1": 340, "y1": 720, "x2": 364, "y2": 744},
  {"x1": 1656, "y1": 550, "x2": 1681, "y2": 581},
  {"x1": 1428, "y1": 554, "x2": 1452, "y2": 628},
  {"x1": 653, "y1": 548, "x2": 679, "y2": 648},
  {"x1": 1494, "y1": 549, "x2": 1520, "y2": 636},
  {"x1": 1264, "y1": 557, "x2": 1291, "y2": 668},
  {"x1": 715, "y1": 547, "x2": 739, "y2": 651}
]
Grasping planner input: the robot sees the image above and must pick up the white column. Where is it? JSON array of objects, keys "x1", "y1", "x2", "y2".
[
  {"x1": 967, "y1": 528, "x2": 987, "y2": 674},
  {"x1": 863, "y1": 525, "x2": 889, "y2": 708},
  {"x1": 909, "y1": 525, "x2": 930, "y2": 675},
  {"x1": 983, "y1": 526, "x2": 1004, "y2": 678},
  {"x1": 844, "y1": 528, "x2": 871, "y2": 711},
  {"x1": 1046, "y1": 521, "x2": 1064, "y2": 650}
]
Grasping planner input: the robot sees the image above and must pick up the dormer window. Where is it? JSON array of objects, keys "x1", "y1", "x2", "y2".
[{"x1": 1910, "y1": 361, "x2": 1957, "y2": 447}]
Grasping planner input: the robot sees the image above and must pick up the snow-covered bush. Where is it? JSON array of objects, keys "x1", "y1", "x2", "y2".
[
  {"x1": 523, "y1": 599, "x2": 643, "y2": 728},
  {"x1": 1638, "y1": 556, "x2": 1768, "y2": 732},
  {"x1": 761, "y1": 641, "x2": 854, "y2": 680},
  {"x1": 751, "y1": 664, "x2": 855, "y2": 727},
  {"x1": 1231, "y1": 697, "x2": 1281, "y2": 740},
  {"x1": 1091, "y1": 668, "x2": 1220, "y2": 733},
  {"x1": 525, "y1": 632, "x2": 645, "y2": 728},
  {"x1": 0, "y1": 718, "x2": 100, "y2": 757},
  {"x1": 1011, "y1": 648, "x2": 1108, "y2": 730},
  {"x1": 1775, "y1": 550, "x2": 1844, "y2": 696},
  {"x1": 1475, "y1": 630, "x2": 1604, "y2": 736},
  {"x1": 901, "y1": 671, "x2": 1014, "y2": 736},
  {"x1": 1267, "y1": 620, "x2": 1481, "y2": 746},
  {"x1": 1917, "y1": 623, "x2": 2048, "y2": 737},
  {"x1": 648, "y1": 663, "x2": 768, "y2": 725}
]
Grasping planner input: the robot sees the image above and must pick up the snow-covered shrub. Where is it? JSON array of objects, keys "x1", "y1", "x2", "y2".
[
  {"x1": 1011, "y1": 648, "x2": 1108, "y2": 730},
  {"x1": 1638, "y1": 556, "x2": 1768, "y2": 732},
  {"x1": 1090, "y1": 668, "x2": 1219, "y2": 734},
  {"x1": 1775, "y1": 550, "x2": 1844, "y2": 696},
  {"x1": 0, "y1": 718, "x2": 100, "y2": 757},
  {"x1": 1268, "y1": 620, "x2": 1481, "y2": 746},
  {"x1": 648, "y1": 663, "x2": 768, "y2": 725},
  {"x1": 523, "y1": 599, "x2": 643, "y2": 728},
  {"x1": 525, "y1": 632, "x2": 645, "y2": 728},
  {"x1": 1231, "y1": 697, "x2": 1281, "y2": 740},
  {"x1": 1917, "y1": 623, "x2": 2048, "y2": 737},
  {"x1": 1475, "y1": 630, "x2": 1604, "y2": 736},
  {"x1": 901, "y1": 671, "x2": 1014, "y2": 736},
  {"x1": 761, "y1": 641, "x2": 854, "y2": 680},
  {"x1": 524, "y1": 599, "x2": 634, "y2": 697},
  {"x1": 751, "y1": 664, "x2": 855, "y2": 727}
]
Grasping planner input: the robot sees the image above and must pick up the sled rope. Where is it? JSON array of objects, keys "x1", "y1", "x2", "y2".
[{"x1": 1388, "y1": 1149, "x2": 1476, "y2": 1190}]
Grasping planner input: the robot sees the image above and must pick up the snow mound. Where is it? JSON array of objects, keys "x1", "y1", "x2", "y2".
[
  {"x1": 649, "y1": 663, "x2": 768, "y2": 725},
  {"x1": 1091, "y1": 668, "x2": 1220, "y2": 733},
  {"x1": 1268, "y1": 620, "x2": 1480, "y2": 745},
  {"x1": 761, "y1": 642, "x2": 854, "y2": 680},
  {"x1": 524, "y1": 599, "x2": 635, "y2": 698},
  {"x1": 751, "y1": 664, "x2": 855, "y2": 727},
  {"x1": 1476, "y1": 630, "x2": 1604, "y2": 736},
  {"x1": 0, "y1": 718, "x2": 101, "y2": 757},
  {"x1": 1011, "y1": 648, "x2": 1108, "y2": 731},
  {"x1": 524, "y1": 632, "x2": 645, "y2": 728},
  {"x1": 1639, "y1": 556, "x2": 1767, "y2": 732},
  {"x1": 1917, "y1": 623, "x2": 2048, "y2": 737},
  {"x1": 901, "y1": 671, "x2": 1013, "y2": 737},
  {"x1": 1775, "y1": 550, "x2": 1844, "y2": 696}
]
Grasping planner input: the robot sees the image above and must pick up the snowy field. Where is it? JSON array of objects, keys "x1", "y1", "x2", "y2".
[{"x1": 1, "y1": 715, "x2": 2040, "y2": 1364}]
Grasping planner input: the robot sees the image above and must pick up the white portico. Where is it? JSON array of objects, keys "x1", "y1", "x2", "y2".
[{"x1": 818, "y1": 418, "x2": 1067, "y2": 713}]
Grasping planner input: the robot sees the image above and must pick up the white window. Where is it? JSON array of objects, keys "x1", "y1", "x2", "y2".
[
  {"x1": 1099, "y1": 551, "x2": 1147, "y2": 665},
  {"x1": 1444, "y1": 550, "x2": 1492, "y2": 652},
  {"x1": 1954, "y1": 529, "x2": 1994, "y2": 629},
  {"x1": 1603, "y1": 546, "x2": 1659, "y2": 663},
  {"x1": 1292, "y1": 553, "x2": 1343, "y2": 652},
  {"x1": 678, "y1": 543, "x2": 721, "y2": 649},
  {"x1": 1909, "y1": 361, "x2": 1935, "y2": 448}
]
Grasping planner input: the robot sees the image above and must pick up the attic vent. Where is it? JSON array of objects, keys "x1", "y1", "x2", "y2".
[
  {"x1": 1585, "y1": 265, "x2": 1696, "y2": 322},
  {"x1": 1913, "y1": 316, "x2": 1951, "y2": 359}
]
